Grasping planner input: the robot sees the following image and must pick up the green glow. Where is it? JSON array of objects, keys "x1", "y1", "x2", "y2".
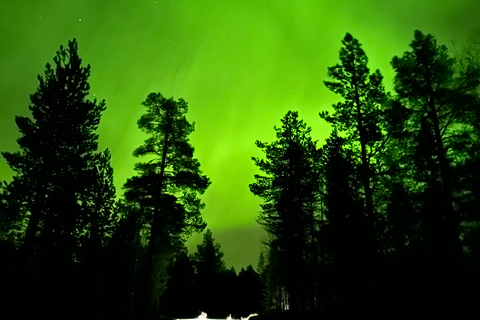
[{"x1": 1, "y1": 0, "x2": 479, "y2": 270}]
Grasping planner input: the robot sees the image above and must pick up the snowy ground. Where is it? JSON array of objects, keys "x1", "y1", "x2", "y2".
[{"x1": 177, "y1": 312, "x2": 258, "y2": 320}]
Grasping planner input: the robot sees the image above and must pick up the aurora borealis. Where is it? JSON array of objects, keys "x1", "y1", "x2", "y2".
[{"x1": 1, "y1": 0, "x2": 479, "y2": 269}]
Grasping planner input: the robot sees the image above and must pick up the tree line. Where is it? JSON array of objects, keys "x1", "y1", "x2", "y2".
[
  {"x1": 251, "y1": 31, "x2": 480, "y2": 319},
  {"x1": 0, "y1": 39, "x2": 239, "y2": 319},
  {"x1": 1, "y1": 30, "x2": 479, "y2": 319}
]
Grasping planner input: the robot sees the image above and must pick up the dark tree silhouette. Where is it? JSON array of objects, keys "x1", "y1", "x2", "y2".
[
  {"x1": 380, "y1": 30, "x2": 480, "y2": 317},
  {"x1": 190, "y1": 229, "x2": 229, "y2": 317},
  {"x1": 192, "y1": 229, "x2": 227, "y2": 276},
  {"x1": 122, "y1": 92, "x2": 210, "y2": 318},
  {"x1": 159, "y1": 249, "x2": 197, "y2": 318},
  {"x1": 0, "y1": 39, "x2": 116, "y2": 318},
  {"x1": 320, "y1": 133, "x2": 371, "y2": 315},
  {"x1": 236, "y1": 265, "x2": 263, "y2": 316},
  {"x1": 0, "y1": 179, "x2": 25, "y2": 246},
  {"x1": 320, "y1": 33, "x2": 387, "y2": 236},
  {"x1": 102, "y1": 200, "x2": 146, "y2": 317},
  {"x1": 250, "y1": 111, "x2": 322, "y2": 313},
  {"x1": 391, "y1": 30, "x2": 480, "y2": 262}
]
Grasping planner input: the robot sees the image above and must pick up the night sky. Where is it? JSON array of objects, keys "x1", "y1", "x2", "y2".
[{"x1": 1, "y1": 0, "x2": 479, "y2": 270}]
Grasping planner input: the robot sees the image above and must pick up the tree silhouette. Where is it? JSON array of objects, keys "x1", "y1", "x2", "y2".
[
  {"x1": 0, "y1": 39, "x2": 116, "y2": 317},
  {"x1": 320, "y1": 132, "x2": 378, "y2": 316},
  {"x1": 190, "y1": 229, "x2": 229, "y2": 317},
  {"x1": 159, "y1": 249, "x2": 197, "y2": 318},
  {"x1": 382, "y1": 30, "x2": 480, "y2": 317},
  {"x1": 391, "y1": 30, "x2": 480, "y2": 261},
  {"x1": 237, "y1": 265, "x2": 263, "y2": 316},
  {"x1": 122, "y1": 92, "x2": 210, "y2": 318},
  {"x1": 320, "y1": 33, "x2": 387, "y2": 236},
  {"x1": 250, "y1": 111, "x2": 322, "y2": 313},
  {"x1": 0, "y1": 179, "x2": 26, "y2": 246},
  {"x1": 192, "y1": 229, "x2": 227, "y2": 277}
]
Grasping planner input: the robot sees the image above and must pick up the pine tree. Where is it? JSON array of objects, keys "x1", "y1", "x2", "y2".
[
  {"x1": 1, "y1": 38, "x2": 115, "y2": 264},
  {"x1": 250, "y1": 111, "x2": 322, "y2": 312},
  {"x1": 388, "y1": 30, "x2": 480, "y2": 316},
  {"x1": 390, "y1": 30, "x2": 480, "y2": 258},
  {"x1": 320, "y1": 33, "x2": 387, "y2": 234},
  {"x1": 122, "y1": 92, "x2": 210, "y2": 317},
  {"x1": 0, "y1": 39, "x2": 116, "y2": 317}
]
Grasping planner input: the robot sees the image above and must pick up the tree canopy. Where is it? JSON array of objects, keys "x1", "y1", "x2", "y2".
[{"x1": 0, "y1": 38, "x2": 116, "y2": 318}]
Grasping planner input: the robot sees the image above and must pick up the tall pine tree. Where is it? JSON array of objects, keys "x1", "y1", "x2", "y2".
[
  {"x1": 122, "y1": 92, "x2": 210, "y2": 318},
  {"x1": 390, "y1": 30, "x2": 480, "y2": 259},
  {"x1": 1, "y1": 39, "x2": 115, "y2": 264},
  {"x1": 387, "y1": 30, "x2": 480, "y2": 317},
  {"x1": 1, "y1": 39, "x2": 116, "y2": 317},
  {"x1": 320, "y1": 33, "x2": 387, "y2": 237}
]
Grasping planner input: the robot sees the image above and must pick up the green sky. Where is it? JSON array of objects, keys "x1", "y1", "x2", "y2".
[{"x1": 1, "y1": 0, "x2": 479, "y2": 270}]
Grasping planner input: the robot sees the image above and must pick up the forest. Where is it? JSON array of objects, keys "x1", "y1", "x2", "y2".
[{"x1": 1, "y1": 30, "x2": 480, "y2": 319}]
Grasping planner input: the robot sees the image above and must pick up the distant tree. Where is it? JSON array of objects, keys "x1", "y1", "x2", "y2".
[
  {"x1": 250, "y1": 111, "x2": 322, "y2": 312},
  {"x1": 160, "y1": 249, "x2": 197, "y2": 318},
  {"x1": 256, "y1": 250, "x2": 268, "y2": 311},
  {"x1": 257, "y1": 250, "x2": 266, "y2": 276},
  {"x1": 320, "y1": 33, "x2": 387, "y2": 237},
  {"x1": 122, "y1": 92, "x2": 210, "y2": 317},
  {"x1": 258, "y1": 242, "x2": 286, "y2": 312},
  {"x1": 236, "y1": 265, "x2": 263, "y2": 316},
  {"x1": 191, "y1": 229, "x2": 230, "y2": 317},
  {"x1": 0, "y1": 39, "x2": 116, "y2": 317},
  {"x1": 192, "y1": 229, "x2": 227, "y2": 276}
]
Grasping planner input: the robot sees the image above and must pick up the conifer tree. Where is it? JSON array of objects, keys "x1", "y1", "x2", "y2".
[
  {"x1": 159, "y1": 249, "x2": 197, "y2": 318},
  {"x1": 190, "y1": 229, "x2": 228, "y2": 317},
  {"x1": 391, "y1": 30, "x2": 480, "y2": 258},
  {"x1": 388, "y1": 30, "x2": 480, "y2": 316},
  {"x1": 192, "y1": 229, "x2": 227, "y2": 276},
  {"x1": 1, "y1": 39, "x2": 115, "y2": 264},
  {"x1": 0, "y1": 39, "x2": 116, "y2": 317},
  {"x1": 320, "y1": 33, "x2": 387, "y2": 234},
  {"x1": 250, "y1": 111, "x2": 322, "y2": 312},
  {"x1": 122, "y1": 92, "x2": 210, "y2": 317}
]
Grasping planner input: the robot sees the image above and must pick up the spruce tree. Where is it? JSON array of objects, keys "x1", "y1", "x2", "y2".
[
  {"x1": 190, "y1": 229, "x2": 228, "y2": 316},
  {"x1": 250, "y1": 111, "x2": 322, "y2": 312},
  {"x1": 192, "y1": 229, "x2": 227, "y2": 276},
  {"x1": 159, "y1": 249, "x2": 197, "y2": 318}
]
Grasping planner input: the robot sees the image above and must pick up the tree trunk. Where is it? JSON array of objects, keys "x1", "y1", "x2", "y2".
[
  {"x1": 145, "y1": 116, "x2": 172, "y2": 318},
  {"x1": 427, "y1": 90, "x2": 462, "y2": 258}
]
